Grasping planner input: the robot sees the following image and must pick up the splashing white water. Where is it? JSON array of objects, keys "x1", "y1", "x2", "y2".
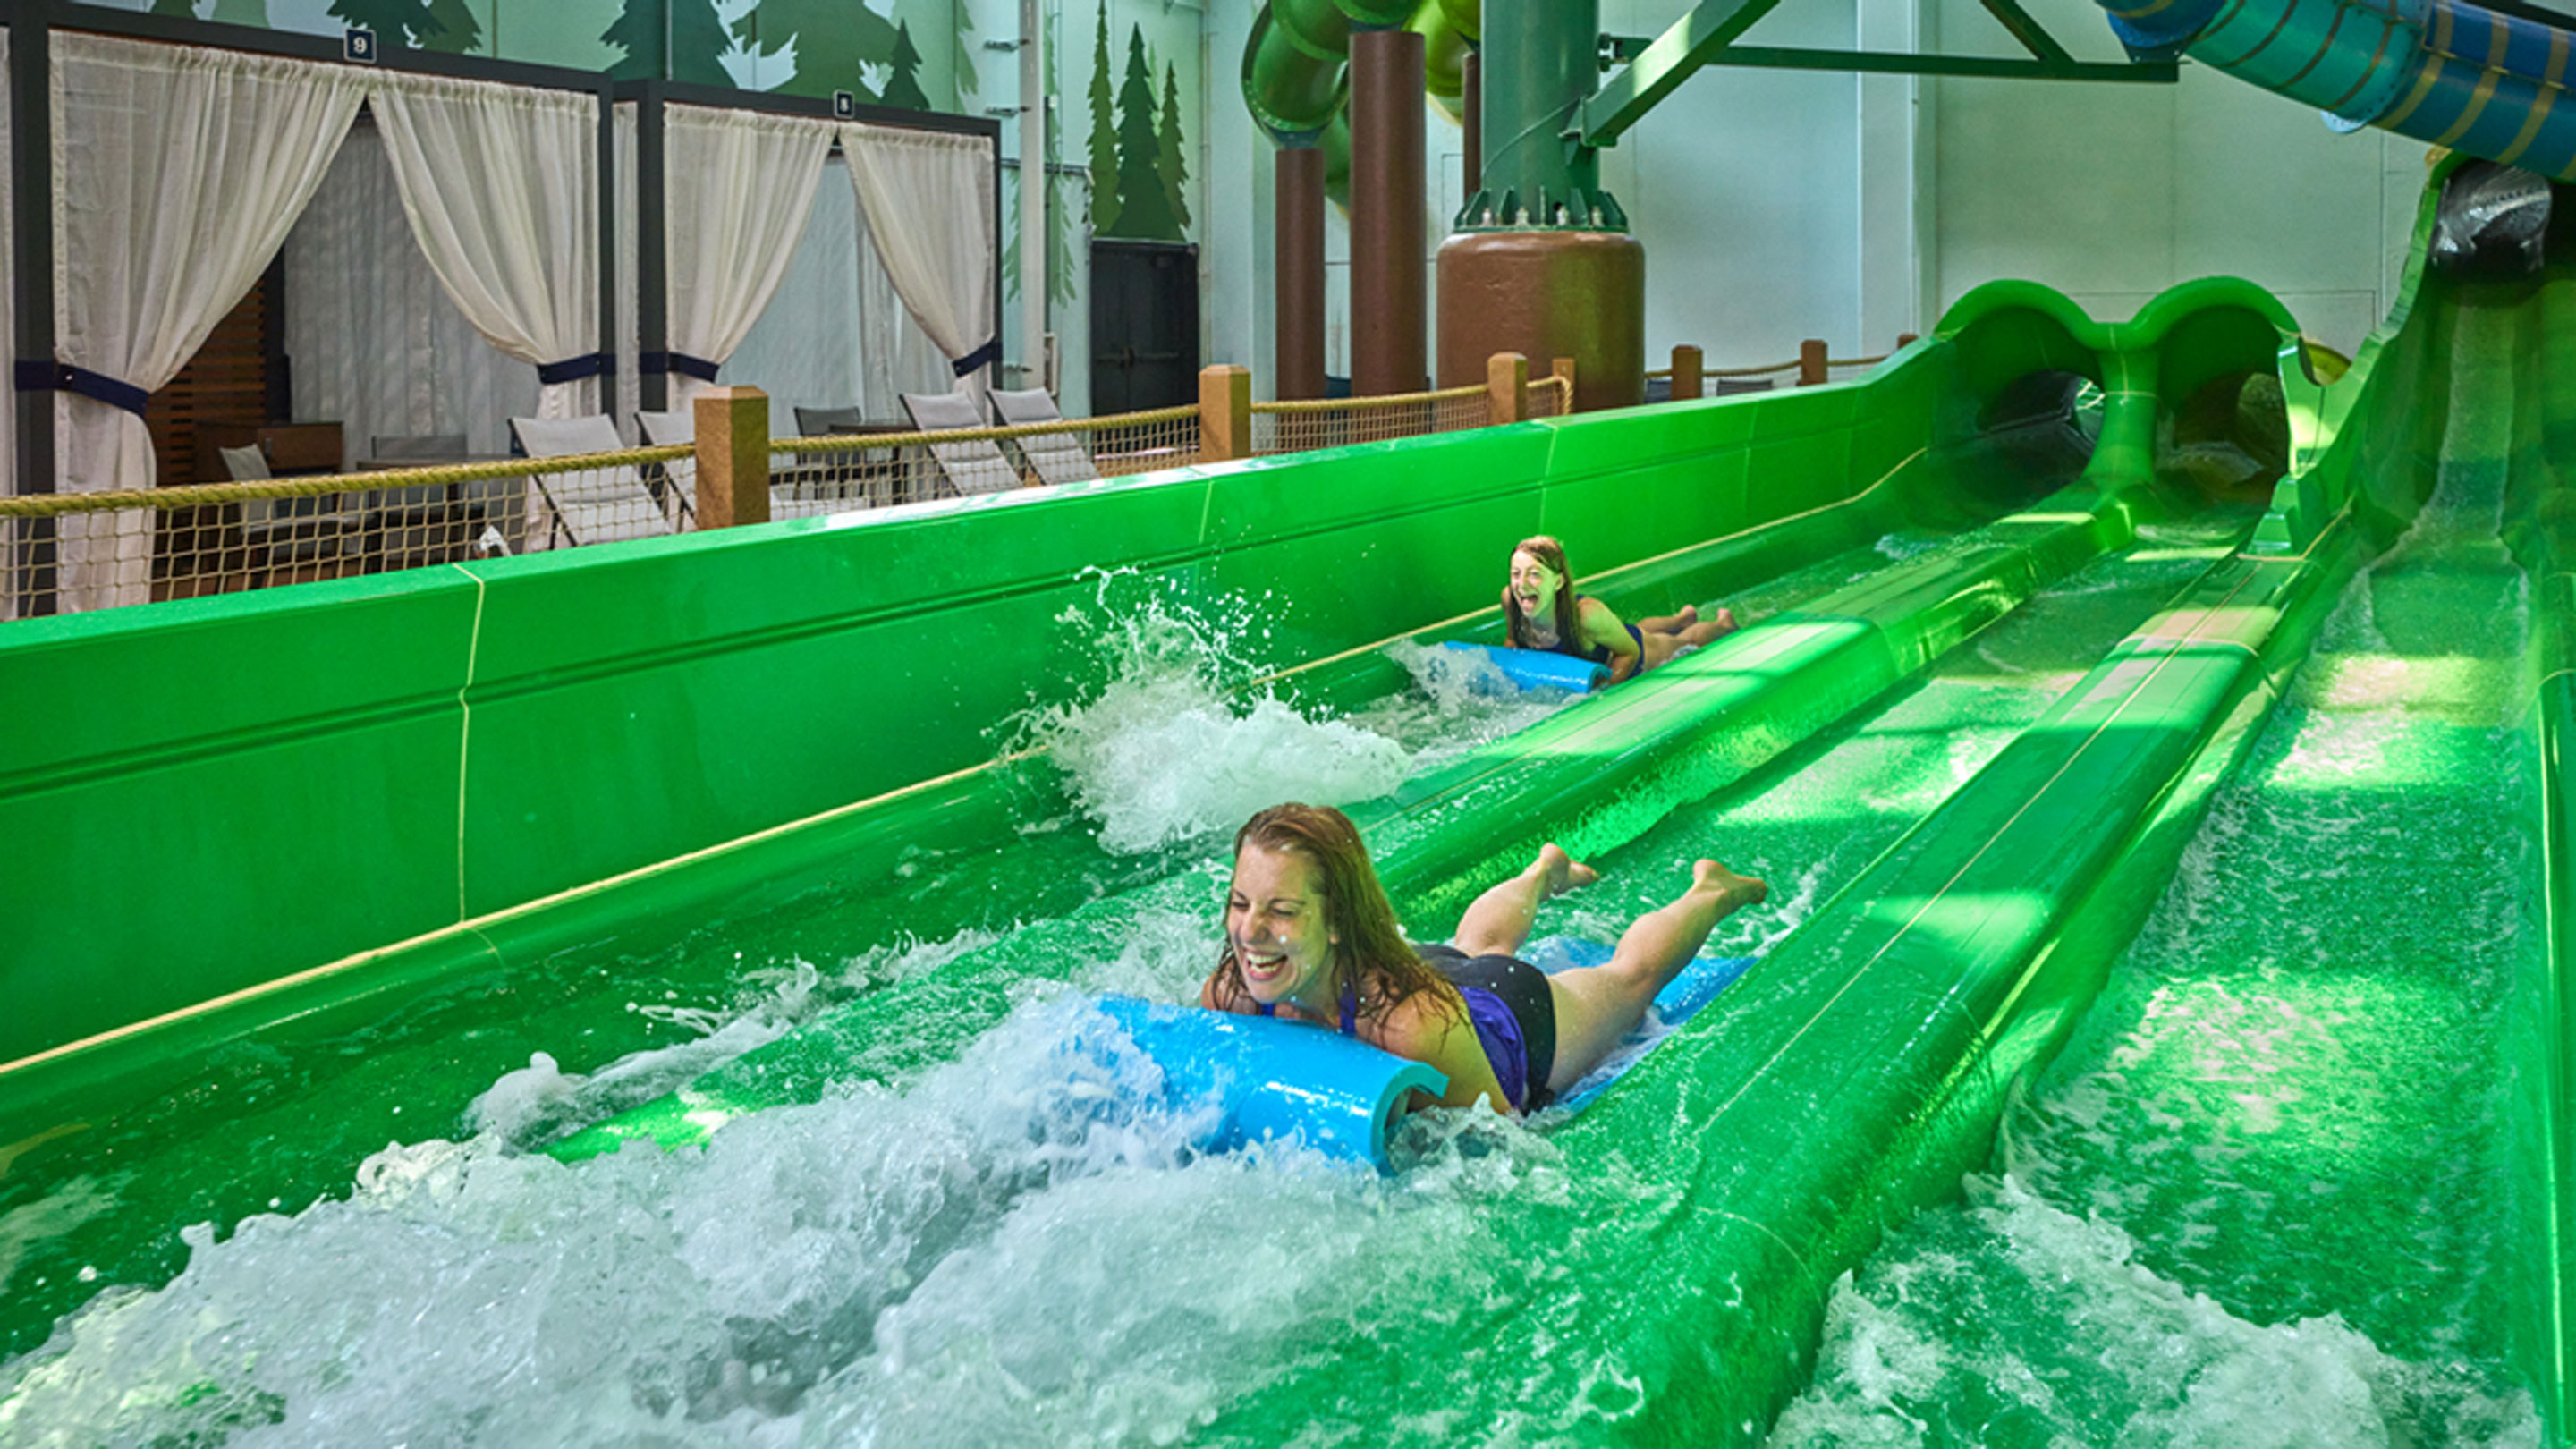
[
  {"x1": 1013, "y1": 575, "x2": 1563, "y2": 856},
  {"x1": 0, "y1": 996, "x2": 1546, "y2": 1448}
]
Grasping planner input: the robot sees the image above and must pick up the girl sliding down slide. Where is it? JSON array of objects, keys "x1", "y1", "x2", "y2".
[
  {"x1": 1202, "y1": 803, "x2": 1767, "y2": 1114},
  {"x1": 1502, "y1": 534, "x2": 1736, "y2": 683}
]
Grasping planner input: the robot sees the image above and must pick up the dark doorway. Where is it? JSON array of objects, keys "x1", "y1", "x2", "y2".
[{"x1": 1089, "y1": 240, "x2": 1199, "y2": 413}]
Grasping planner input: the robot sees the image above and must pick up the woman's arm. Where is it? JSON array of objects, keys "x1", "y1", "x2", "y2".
[
  {"x1": 1372, "y1": 996, "x2": 1513, "y2": 1115},
  {"x1": 1578, "y1": 597, "x2": 1644, "y2": 682}
]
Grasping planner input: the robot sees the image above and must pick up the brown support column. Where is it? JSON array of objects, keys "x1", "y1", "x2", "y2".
[
  {"x1": 1462, "y1": 47, "x2": 1481, "y2": 201},
  {"x1": 1275, "y1": 147, "x2": 1327, "y2": 402},
  {"x1": 694, "y1": 386, "x2": 771, "y2": 528},
  {"x1": 1799, "y1": 338, "x2": 1828, "y2": 387},
  {"x1": 1199, "y1": 364, "x2": 1253, "y2": 462},
  {"x1": 1487, "y1": 350, "x2": 1527, "y2": 424},
  {"x1": 1350, "y1": 27, "x2": 1426, "y2": 397},
  {"x1": 1671, "y1": 343, "x2": 1703, "y2": 402}
]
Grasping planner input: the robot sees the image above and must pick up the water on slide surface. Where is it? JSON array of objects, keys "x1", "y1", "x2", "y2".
[{"x1": 1775, "y1": 304, "x2": 2547, "y2": 1446}]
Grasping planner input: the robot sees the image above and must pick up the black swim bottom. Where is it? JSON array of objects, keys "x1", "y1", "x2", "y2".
[{"x1": 1418, "y1": 944, "x2": 1559, "y2": 1106}]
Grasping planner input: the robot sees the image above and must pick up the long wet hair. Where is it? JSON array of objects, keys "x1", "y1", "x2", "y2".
[
  {"x1": 1502, "y1": 534, "x2": 1580, "y2": 652},
  {"x1": 1205, "y1": 803, "x2": 1464, "y2": 1026}
]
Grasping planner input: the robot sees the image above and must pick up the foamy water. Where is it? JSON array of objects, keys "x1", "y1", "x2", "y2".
[
  {"x1": 1013, "y1": 577, "x2": 1569, "y2": 854},
  {"x1": 0, "y1": 992, "x2": 1568, "y2": 1448}
]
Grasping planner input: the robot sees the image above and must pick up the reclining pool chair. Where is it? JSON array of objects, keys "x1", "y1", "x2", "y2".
[
  {"x1": 898, "y1": 391, "x2": 1022, "y2": 497},
  {"x1": 642, "y1": 405, "x2": 845, "y2": 521},
  {"x1": 508, "y1": 414, "x2": 679, "y2": 547},
  {"x1": 987, "y1": 387, "x2": 1102, "y2": 487}
]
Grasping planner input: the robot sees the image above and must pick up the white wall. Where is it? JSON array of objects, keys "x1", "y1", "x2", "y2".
[{"x1": 1929, "y1": 0, "x2": 2425, "y2": 357}]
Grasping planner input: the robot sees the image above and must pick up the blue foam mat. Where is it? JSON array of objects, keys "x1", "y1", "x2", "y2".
[
  {"x1": 1437, "y1": 641, "x2": 1611, "y2": 694},
  {"x1": 1080, "y1": 937, "x2": 1756, "y2": 1169}
]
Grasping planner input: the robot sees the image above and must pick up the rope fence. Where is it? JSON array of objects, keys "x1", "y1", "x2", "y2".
[{"x1": 1646, "y1": 335, "x2": 1916, "y2": 398}]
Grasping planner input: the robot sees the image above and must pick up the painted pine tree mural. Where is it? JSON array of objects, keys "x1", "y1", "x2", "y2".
[
  {"x1": 149, "y1": 0, "x2": 194, "y2": 18},
  {"x1": 732, "y1": 0, "x2": 901, "y2": 103},
  {"x1": 1156, "y1": 60, "x2": 1190, "y2": 235},
  {"x1": 1107, "y1": 28, "x2": 1178, "y2": 240},
  {"x1": 1086, "y1": 5, "x2": 1120, "y2": 238},
  {"x1": 881, "y1": 20, "x2": 931, "y2": 112},
  {"x1": 208, "y1": 0, "x2": 270, "y2": 22},
  {"x1": 605, "y1": 0, "x2": 729, "y2": 83},
  {"x1": 327, "y1": 0, "x2": 435, "y2": 44},
  {"x1": 419, "y1": 0, "x2": 483, "y2": 54}
]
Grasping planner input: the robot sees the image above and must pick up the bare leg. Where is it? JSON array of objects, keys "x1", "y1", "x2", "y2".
[
  {"x1": 1636, "y1": 605, "x2": 1699, "y2": 634},
  {"x1": 1453, "y1": 843, "x2": 1600, "y2": 958},
  {"x1": 1543, "y1": 860, "x2": 1767, "y2": 1092},
  {"x1": 1635, "y1": 610, "x2": 1741, "y2": 672}
]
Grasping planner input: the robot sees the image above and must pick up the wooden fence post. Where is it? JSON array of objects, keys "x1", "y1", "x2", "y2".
[
  {"x1": 1487, "y1": 351, "x2": 1528, "y2": 424},
  {"x1": 1199, "y1": 364, "x2": 1252, "y2": 462},
  {"x1": 1670, "y1": 343, "x2": 1702, "y2": 402},
  {"x1": 694, "y1": 386, "x2": 770, "y2": 529},
  {"x1": 1551, "y1": 356, "x2": 1577, "y2": 410},
  {"x1": 1798, "y1": 339, "x2": 1828, "y2": 387}
]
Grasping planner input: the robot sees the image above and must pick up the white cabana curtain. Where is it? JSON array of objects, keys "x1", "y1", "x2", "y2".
[
  {"x1": 664, "y1": 104, "x2": 834, "y2": 409},
  {"x1": 724, "y1": 152, "x2": 950, "y2": 425},
  {"x1": 51, "y1": 32, "x2": 368, "y2": 610},
  {"x1": 371, "y1": 70, "x2": 600, "y2": 422},
  {"x1": 284, "y1": 123, "x2": 541, "y2": 463},
  {"x1": 839, "y1": 123, "x2": 996, "y2": 398}
]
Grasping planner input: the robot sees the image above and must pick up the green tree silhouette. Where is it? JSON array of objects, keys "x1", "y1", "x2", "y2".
[
  {"x1": 208, "y1": 0, "x2": 270, "y2": 22},
  {"x1": 732, "y1": 0, "x2": 900, "y2": 103},
  {"x1": 1155, "y1": 60, "x2": 1190, "y2": 236},
  {"x1": 420, "y1": 0, "x2": 483, "y2": 54},
  {"x1": 1108, "y1": 27, "x2": 1176, "y2": 240},
  {"x1": 605, "y1": 0, "x2": 735, "y2": 85},
  {"x1": 1086, "y1": 4, "x2": 1119, "y2": 237},
  {"x1": 881, "y1": 20, "x2": 931, "y2": 112},
  {"x1": 328, "y1": 0, "x2": 433, "y2": 44},
  {"x1": 149, "y1": 0, "x2": 195, "y2": 18}
]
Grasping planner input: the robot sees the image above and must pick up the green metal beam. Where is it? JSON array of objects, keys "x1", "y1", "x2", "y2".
[
  {"x1": 1579, "y1": 0, "x2": 1787, "y2": 147},
  {"x1": 1714, "y1": 46, "x2": 2177, "y2": 80}
]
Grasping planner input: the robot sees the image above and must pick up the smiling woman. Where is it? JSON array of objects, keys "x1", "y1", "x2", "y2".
[
  {"x1": 1199, "y1": 803, "x2": 1767, "y2": 1114},
  {"x1": 1501, "y1": 534, "x2": 1737, "y2": 683}
]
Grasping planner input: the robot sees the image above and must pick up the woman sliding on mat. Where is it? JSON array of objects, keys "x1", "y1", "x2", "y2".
[
  {"x1": 1201, "y1": 803, "x2": 1767, "y2": 1115},
  {"x1": 1502, "y1": 534, "x2": 1737, "y2": 684}
]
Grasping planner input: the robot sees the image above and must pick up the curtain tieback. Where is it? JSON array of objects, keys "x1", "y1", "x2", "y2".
[
  {"x1": 641, "y1": 352, "x2": 722, "y2": 382},
  {"x1": 537, "y1": 352, "x2": 614, "y2": 386},
  {"x1": 16, "y1": 361, "x2": 149, "y2": 418},
  {"x1": 950, "y1": 338, "x2": 1001, "y2": 377}
]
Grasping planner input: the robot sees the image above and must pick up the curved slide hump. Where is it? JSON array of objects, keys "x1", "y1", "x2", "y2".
[{"x1": 2097, "y1": 0, "x2": 2576, "y2": 176}]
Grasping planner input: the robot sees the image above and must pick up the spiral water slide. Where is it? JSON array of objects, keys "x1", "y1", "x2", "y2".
[
  {"x1": 1241, "y1": 0, "x2": 1477, "y2": 204},
  {"x1": 2114, "y1": 0, "x2": 2576, "y2": 171}
]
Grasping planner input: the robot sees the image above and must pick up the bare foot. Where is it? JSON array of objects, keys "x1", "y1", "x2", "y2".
[
  {"x1": 1711, "y1": 607, "x2": 1737, "y2": 633},
  {"x1": 1691, "y1": 858, "x2": 1767, "y2": 910},
  {"x1": 1536, "y1": 843, "x2": 1602, "y2": 894},
  {"x1": 1675, "y1": 603, "x2": 1699, "y2": 626}
]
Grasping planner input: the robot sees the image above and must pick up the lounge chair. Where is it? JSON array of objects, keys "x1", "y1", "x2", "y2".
[
  {"x1": 221, "y1": 443, "x2": 359, "y2": 578},
  {"x1": 988, "y1": 387, "x2": 1101, "y2": 487},
  {"x1": 507, "y1": 415, "x2": 680, "y2": 547},
  {"x1": 898, "y1": 391, "x2": 1021, "y2": 497}
]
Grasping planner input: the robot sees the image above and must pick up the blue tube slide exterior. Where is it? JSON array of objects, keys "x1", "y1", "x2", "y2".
[{"x1": 2101, "y1": 0, "x2": 2576, "y2": 180}]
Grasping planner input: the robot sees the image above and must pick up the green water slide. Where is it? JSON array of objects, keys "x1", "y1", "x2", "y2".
[{"x1": 4, "y1": 187, "x2": 2555, "y2": 1435}]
